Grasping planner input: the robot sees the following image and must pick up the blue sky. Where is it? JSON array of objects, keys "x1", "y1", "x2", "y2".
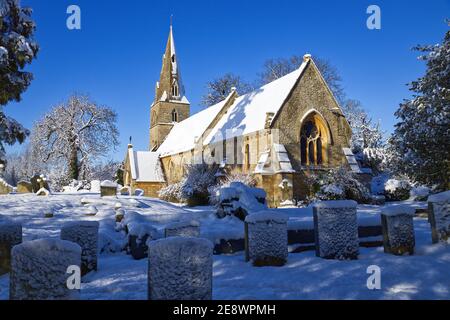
[{"x1": 5, "y1": 0, "x2": 449, "y2": 160}]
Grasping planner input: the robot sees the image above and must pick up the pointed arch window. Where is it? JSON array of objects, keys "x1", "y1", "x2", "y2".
[
  {"x1": 245, "y1": 144, "x2": 250, "y2": 171},
  {"x1": 172, "y1": 83, "x2": 179, "y2": 97},
  {"x1": 171, "y1": 109, "x2": 178, "y2": 122},
  {"x1": 300, "y1": 114, "x2": 329, "y2": 166}
]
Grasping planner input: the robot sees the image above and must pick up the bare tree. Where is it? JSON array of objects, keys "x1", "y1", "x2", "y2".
[
  {"x1": 257, "y1": 55, "x2": 345, "y2": 104},
  {"x1": 31, "y1": 95, "x2": 119, "y2": 182},
  {"x1": 201, "y1": 73, "x2": 253, "y2": 107}
]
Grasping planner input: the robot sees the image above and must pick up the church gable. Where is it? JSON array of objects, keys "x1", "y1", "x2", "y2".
[{"x1": 271, "y1": 56, "x2": 352, "y2": 170}]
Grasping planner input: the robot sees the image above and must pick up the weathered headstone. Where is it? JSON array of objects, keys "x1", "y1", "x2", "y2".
[
  {"x1": 16, "y1": 181, "x2": 33, "y2": 194},
  {"x1": 30, "y1": 174, "x2": 50, "y2": 193},
  {"x1": 100, "y1": 180, "x2": 117, "y2": 197},
  {"x1": 60, "y1": 221, "x2": 99, "y2": 276},
  {"x1": 381, "y1": 206, "x2": 415, "y2": 255},
  {"x1": 0, "y1": 222, "x2": 22, "y2": 275},
  {"x1": 120, "y1": 186, "x2": 130, "y2": 196},
  {"x1": 428, "y1": 191, "x2": 450, "y2": 243},
  {"x1": 10, "y1": 239, "x2": 81, "y2": 300},
  {"x1": 148, "y1": 237, "x2": 213, "y2": 300},
  {"x1": 245, "y1": 211, "x2": 288, "y2": 266},
  {"x1": 165, "y1": 220, "x2": 200, "y2": 238},
  {"x1": 313, "y1": 200, "x2": 359, "y2": 260}
]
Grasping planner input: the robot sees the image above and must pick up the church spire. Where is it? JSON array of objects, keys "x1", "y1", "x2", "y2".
[{"x1": 155, "y1": 20, "x2": 185, "y2": 103}]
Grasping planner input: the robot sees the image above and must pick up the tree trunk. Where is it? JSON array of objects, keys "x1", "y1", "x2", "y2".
[{"x1": 69, "y1": 144, "x2": 79, "y2": 180}]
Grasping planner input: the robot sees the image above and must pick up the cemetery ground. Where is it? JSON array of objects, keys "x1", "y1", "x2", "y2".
[{"x1": 0, "y1": 192, "x2": 449, "y2": 300}]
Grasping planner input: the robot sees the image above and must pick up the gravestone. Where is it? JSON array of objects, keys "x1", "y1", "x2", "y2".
[
  {"x1": 148, "y1": 237, "x2": 213, "y2": 300},
  {"x1": 381, "y1": 206, "x2": 415, "y2": 255},
  {"x1": 313, "y1": 200, "x2": 359, "y2": 260},
  {"x1": 10, "y1": 239, "x2": 81, "y2": 300},
  {"x1": 100, "y1": 180, "x2": 117, "y2": 197},
  {"x1": 16, "y1": 181, "x2": 33, "y2": 194},
  {"x1": 165, "y1": 220, "x2": 200, "y2": 238},
  {"x1": 428, "y1": 191, "x2": 450, "y2": 243},
  {"x1": 0, "y1": 222, "x2": 22, "y2": 275},
  {"x1": 245, "y1": 211, "x2": 288, "y2": 266},
  {"x1": 60, "y1": 221, "x2": 99, "y2": 276}
]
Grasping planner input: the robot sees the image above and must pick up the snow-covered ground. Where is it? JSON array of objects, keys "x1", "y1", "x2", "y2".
[{"x1": 0, "y1": 193, "x2": 448, "y2": 300}]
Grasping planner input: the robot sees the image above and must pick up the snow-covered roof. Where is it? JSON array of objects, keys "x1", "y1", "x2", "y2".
[
  {"x1": 203, "y1": 62, "x2": 308, "y2": 145},
  {"x1": 128, "y1": 149, "x2": 165, "y2": 183},
  {"x1": 157, "y1": 97, "x2": 230, "y2": 156},
  {"x1": 158, "y1": 59, "x2": 309, "y2": 157}
]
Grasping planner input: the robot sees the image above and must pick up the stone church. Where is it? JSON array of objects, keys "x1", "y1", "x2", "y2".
[{"x1": 124, "y1": 25, "x2": 360, "y2": 207}]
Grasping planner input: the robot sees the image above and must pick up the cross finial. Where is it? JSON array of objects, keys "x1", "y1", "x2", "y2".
[
  {"x1": 129, "y1": 136, "x2": 132, "y2": 144},
  {"x1": 170, "y1": 15, "x2": 173, "y2": 27}
]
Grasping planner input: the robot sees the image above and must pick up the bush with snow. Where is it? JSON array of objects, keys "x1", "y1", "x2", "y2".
[
  {"x1": 0, "y1": 222, "x2": 22, "y2": 274},
  {"x1": 309, "y1": 167, "x2": 371, "y2": 203},
  {"x1": 216, "y1": 182, "x2": 267, "y2": 220},
  {"x1": 158, "y1": 180, "x2": 185, "y2": 203},
  {"x1": 245, "y1": 211, "x2": 288, "y2": 266},
  {"x1": 209, "y1": 172, "x2": 257, "y2": 205},
  {"x1": 181, "y1": 164, "x2": 218, "y2": 206},
  {"x1": 148, "y1": 237, "x2": 213, "y2": 300},
  {"x1": 410, "y1": 185, "x2": 430, "y2": 201},
  {"x1": 384, "y1": 178, "x2": 412, "y2": 201},
  {"x1": 60, "y1": 221, "x2": 99, "y2": 276},
  {"x1": 10, "y1": 239, "x2": 81, "y2": 300},
  {"x1": 313, "y1": 200, "x2": 359, "y2": 260}
]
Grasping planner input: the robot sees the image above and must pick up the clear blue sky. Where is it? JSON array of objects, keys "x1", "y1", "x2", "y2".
[{"x1": 5, "y1": 0, "x2": 449, "y2": 160}]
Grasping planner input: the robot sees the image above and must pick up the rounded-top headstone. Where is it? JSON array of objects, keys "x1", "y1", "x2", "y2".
[
  {"x1": 10, "y1": 238, "x2": 81, "y2": 300},
  {"x1": 148, "y1": 237, "x2": 213, "y2": 300}
]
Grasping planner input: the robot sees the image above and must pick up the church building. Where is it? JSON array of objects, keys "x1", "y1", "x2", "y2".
[{"x1": 124, "y1": 25, "x2": 360, "y2": 207}]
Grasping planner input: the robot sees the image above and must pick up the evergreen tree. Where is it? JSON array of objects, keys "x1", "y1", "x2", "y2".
[
  {"x1": 0, "y1": 0, "x2": 39, "y2": 160},
  {"x1": 390, "y1": 28, "x2": 450, "y2": 190}
]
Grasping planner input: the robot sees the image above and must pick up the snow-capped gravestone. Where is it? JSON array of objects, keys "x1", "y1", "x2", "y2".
[
  {"x1": 60, "y1": 221, "x2": 99, "y2": 276},
  {"x1": 121, "y1": 212, "x2": 157, "y2": 259},
  {"x1": 216, "y1": 182, "x2": 267, "y2": 220},
  {"x1": 313, "y1": 200, "x2": 359, "y2": 260},
  {"x1": 245, "y1": 211, "x2": 288, "y2": 266},
  {"x1": 10, "y1": 239, "x2": 81, "y2": 300},
  {"x1": 148, "y1": 237, "x2": 213, "y2": 300},
  {"x1": 0, "y1": 222, "x2": 22, "y2": 275},
  {"x1": 100, "y1": 180, "x2": 117, "y2": 197},
  {"x1": 120, "y1": 186, "x2": 130, "y2": 196},
  {"x1": 165, "y1": 220, "x2": 200, "y2": 238},
  {"x1": 428, "y1": 191, "x2": 450, "y2": 243},
  {"x1": 30, "y1": 174, "x2": 50, "y2": 194},
  {"x1": 381, "y1": 206, "x2": 415, "y2": 255}
]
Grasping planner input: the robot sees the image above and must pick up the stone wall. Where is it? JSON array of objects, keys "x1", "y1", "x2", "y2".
[{"x1": 132, "y1": 181, "x2": 165, "y2": 198}]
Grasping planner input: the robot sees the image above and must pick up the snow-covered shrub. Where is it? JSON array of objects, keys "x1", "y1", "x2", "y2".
[
  {"x1": 410, "y1": 185, "x2": 430, "y2": 201},
  {"x1": 384, "y1": 178, "x2": 412, "y2": 201},
  {"x1": 313, "y1": 200, "x2": 359, "y2": 260},
  {"x1": 310, "y1": 167, "x2": 371, "y2": 203},
  {"x1": 60, "y1": 221, "x2": 99, "y2": 276},
  {"x1": 209, "y1": 172, "x2": 257, "y2": 205},
  {"x1": 216, "y1": 182, "x2": 267, "y2": 220},
  {"x1": 182, "y1": 164, "x2": 218, "y2": 206},
  {"x1": 0, "y1": 222, "x2": 22, "y2": 275},
  {"x1": 381, "y1": 206, "x2": 416, "y2": 255},
  {"x1": 62, "y1": 180, "x2": 91, "y2": 193},
  {"x1": 428, "y1": 190, "x2": 450, "y2": 243},
  {"x1": 371, "y1": 174, "x2": 390, "y2": 195},
  {"x1": 148, "y1": 237, "x2": 213, "y2": 300},
  {"x1": 158, "y1": 179, "x2": 185, "y2": 202},
  {"x1": 245, "y1": 211, "x2": 288, "y2": 266},
  {"x1": 165, "y1": 220, "x2": 200, "y2": 238},
  {"x1": 10, "y1": 239, "x2": 81, "y2": 300}
]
